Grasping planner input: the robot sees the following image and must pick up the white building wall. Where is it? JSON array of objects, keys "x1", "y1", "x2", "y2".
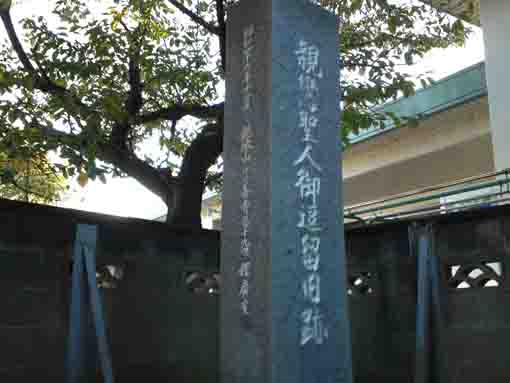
[
  {"x1": 480, "y1": 0, "x2": 510, "y2": 171},
  {"x1": 344, "y1": 134, "x2": 495, "y2": 206},
  {"x1": 343, "y1": 98, "x2": 495, "y2": 206},
  {"x1": 344, "y1": 98, "x2": 491, "y2": 179}
]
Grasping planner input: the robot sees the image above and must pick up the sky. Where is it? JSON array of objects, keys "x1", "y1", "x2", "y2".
[{"x1": 2, "y1": 0, "x2": 486, "y2": 221}]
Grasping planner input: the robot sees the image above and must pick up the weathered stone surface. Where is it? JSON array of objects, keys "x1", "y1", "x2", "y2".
[{"x1": 221, "y1": 1, "x2": 352, "y2": 382}]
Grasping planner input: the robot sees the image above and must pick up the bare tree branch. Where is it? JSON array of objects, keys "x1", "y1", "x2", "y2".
[
  {"x1": 126, "y1": 0, "x2": 146, "y2": 117},
  {"x1": 99, "y1": 143, "x2": 179, "y2": 194},
  {"x1": 125, "y1": 44, "x2": 143, "y2": 117},
  {"x1": 119, "y1": 20, "x2": 131, "y2": 33},
  {"x1": 40, "y1": 125, "x2": 178, "y2": 205},
  {"x1": 167, "y1": 0, "x2": 221, "y2": 35},
  {"x1": 137, "y1": 102, "x2": 224, "y2": 124},
  {"x1": 113, "y1": 14, "x2": 146, "y2": 151},
  {"x1": 0, "y1": 11, "x2": 35, "y2": 72},
  {"x1": 215, "y1": 0, "x2": 226, "y2": 73},
  {"x1": 170, "y1": 121, "x2": 223, "y2": 226}
]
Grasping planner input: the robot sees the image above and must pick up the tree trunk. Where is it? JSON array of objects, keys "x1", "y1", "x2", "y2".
[{"x1": 168, "y1": 123, "x2": 223, "y2": 228}]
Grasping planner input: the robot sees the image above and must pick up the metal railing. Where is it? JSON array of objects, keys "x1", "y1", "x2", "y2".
[{"x1": 344, "y1": 169, "x2": 510, "y2": 225}]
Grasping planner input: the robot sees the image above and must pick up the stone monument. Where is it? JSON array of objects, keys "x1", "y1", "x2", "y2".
[{"x1": 221, "y1": 0, "x2": 352, "y2": 382}]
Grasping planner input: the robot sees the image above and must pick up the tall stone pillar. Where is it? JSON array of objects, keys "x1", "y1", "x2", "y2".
[{"x1": 221, "y1": 1, "x2": 352, "y2": 382}]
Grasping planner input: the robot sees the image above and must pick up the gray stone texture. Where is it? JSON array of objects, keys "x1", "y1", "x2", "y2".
[{"x1": 221, "y1": 1, "x2": 352, "y2": 382}]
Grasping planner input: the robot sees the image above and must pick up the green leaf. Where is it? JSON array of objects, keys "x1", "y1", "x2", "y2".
[
  {"x1": 102, "y1": 95, "x2": 126, "y2": 121},
  {"x1": 22, "y1": 75, "x2": 34, "y2": 90},
  {"x1": 77, "y1": 172, "x2": 88, "y2": 188},
  {"x1": 0, "y1": 0, "x2": 473, "y2": 213},
  {"x1": 55, "y1": 79, "x2": 67, "y2": 88},
  {"x1": 388, "y1": 16, "x2": 397, "y2": 34},
  {"x1": 404, "y1": 51, "x2": 414, "y2": 66},
  {"x1": 0, "y1": 0, "x2": 12, "y2": 11}
]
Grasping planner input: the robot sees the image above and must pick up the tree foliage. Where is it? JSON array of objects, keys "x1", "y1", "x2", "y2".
[
  {"x1": 0, "y1": 0, "x2": 471, "y2": 226},
  {"x1": 0, "y1": 151, "x2": 67, "y2": 203}
]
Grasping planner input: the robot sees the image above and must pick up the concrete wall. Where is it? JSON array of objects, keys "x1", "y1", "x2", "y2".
[
  {"x1": 0, "y1": 199, "x2": 220, "y2": 383},
  {"x1": 343, "y1": 97, "x2": 494, "y2": 205},
  {"x1": 4, "y1": 198, "x2": 510, "y2": 382},
  {"x1": 346, "y1": 204, "x2": 510, "y2": 382}
]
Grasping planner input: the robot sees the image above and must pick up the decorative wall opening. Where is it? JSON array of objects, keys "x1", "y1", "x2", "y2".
[
  {"x1": 347, "y1": 271, "x2": 376, "y2": 296},
  {"x1": 97, "y1": 264, "x2": 125, "y2": 289},
  {"x1": 448, "y1": 261, "x2": 503, "y2": 289},
  {"x1": 67, "y1": 261, "x2": 126, "y2": 289},
  {"x1": 185, "y1": 271, "x2": 220, "y2": 295}
]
